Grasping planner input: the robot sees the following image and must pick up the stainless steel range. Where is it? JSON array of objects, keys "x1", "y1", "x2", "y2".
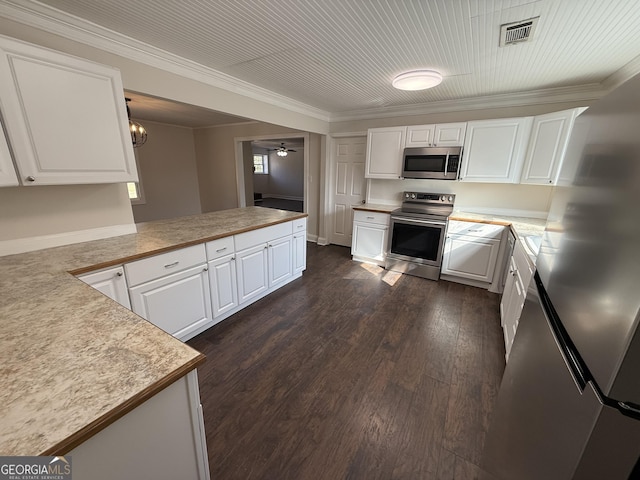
[{"x1": 386, "y1": 191, "x2": 455, "y2": 280}]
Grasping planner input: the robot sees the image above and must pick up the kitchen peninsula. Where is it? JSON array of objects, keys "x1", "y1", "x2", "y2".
[{"x1": 0, "y1": 206, "x2": 307, "y2": 478}]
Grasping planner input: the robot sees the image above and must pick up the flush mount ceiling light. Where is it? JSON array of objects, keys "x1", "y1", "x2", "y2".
[
  {"x1": 392, "y1": 70, "x2": 443, "y2": 91},
  {"x1": 125, "y1": 97, "x2": 147, "y2": 148}
]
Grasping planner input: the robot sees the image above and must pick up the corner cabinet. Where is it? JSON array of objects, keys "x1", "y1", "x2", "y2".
[
  {"x1": 520, "y1": 108, "x2": 585, "y2": 185},
  {"x1": 460, "y1": 117, "x2": 533, "y2": 183},
  {"x1": 365, "y1": 127, "x2": 406, "y2": 179},
  {"x1": 351, "y1": 210, "x2": 390, "y2": 266},
  {"x1": 0, "y1": 35, "x2": 138, "y2": 186},
  {"x1": 78, "y1": 266, "x2": 131, "y2": 310}
]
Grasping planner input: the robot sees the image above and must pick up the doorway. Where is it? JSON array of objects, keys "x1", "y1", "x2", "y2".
[{"x1": 234, "y1": 133, "x2": 309, "y2": 214}]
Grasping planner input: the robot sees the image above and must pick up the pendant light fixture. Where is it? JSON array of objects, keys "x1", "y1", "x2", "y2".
[
  {"x1": 392, "y1": 70, "x2": 443, "y2": 91},
  {"x1": 125, "y1": 98, "x2": 147, "y2": 148}
]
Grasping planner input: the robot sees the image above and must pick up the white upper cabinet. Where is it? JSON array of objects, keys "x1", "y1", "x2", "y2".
[
  {"x1": 365, "y1": 126, "x2": 406, "y2": 178},
  {"x1": 460, "y1": 117, "x2": 533, "y2": 183},
  {"x1": 405, "y1": 125, "x2": 434, "y2": 147},
  {"x1": 0, "y1": 35, "x2": 138, "y2": 186},
  {"x1": 0, "y1": 119, "x2": 18, "y2": 186},
  {"x1": 520, "y1": 108, "x2": 584, "y2": 185},
  {"x1": 405, "y1": 123, "x2": 467, "y2": 147}
]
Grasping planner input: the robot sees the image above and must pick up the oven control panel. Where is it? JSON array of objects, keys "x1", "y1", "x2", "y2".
[{"x1": 403, "y1": 191, "x2": 455, "y2": 206}]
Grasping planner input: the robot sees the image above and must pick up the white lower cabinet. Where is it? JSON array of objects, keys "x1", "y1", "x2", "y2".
[
  {"x1": 500, "y1": 240, "x2": 534, "y2": 360},
  {"x1": 351, "y1": 210, "x2": 390, "y2": 266},
  {"x1": 268, "y1": 235, "x2": 293, "y2": 288},
  {"x1": 69, "y1": 370, "x2": 210, "y2": 480},
  {"x1": 78, "y1": 265, "x2": 131, "y2": 309},
  {"x1": 81, "y1": 219, "x2": 307, "y2": 341},
  {"x1": 236, "y1": 243, "x2": 269, "y2": 305},
  {"x1": 441, "y1": 220, "x2": 504, "y2": 286},
  {"x1": 129, "y1": 264, "x2": 212, "y2": 341},
  {"x1": 208, "y1": 253, "x2": 239, "y2": 319}
]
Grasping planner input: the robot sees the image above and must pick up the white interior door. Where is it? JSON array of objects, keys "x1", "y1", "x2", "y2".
[{"x1": 329, "y1": 136, "x2": 366, "y2": 247}]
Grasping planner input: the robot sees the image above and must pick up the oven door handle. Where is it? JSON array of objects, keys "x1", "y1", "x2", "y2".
[{"x1": 392, "y1": 216, "x2": 447, "y2": 227}]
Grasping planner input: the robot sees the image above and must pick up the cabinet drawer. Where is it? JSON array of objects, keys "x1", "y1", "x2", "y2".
[
  {"x1": 125, "y1": 244, "x2": 207, "y2": 287},
  {"x1": 292, "y1": 217, "x2": 307, "y2": 233},
  {"x1": 353, "y1": 210, "x2": 390, "y2": 226},
  {"x1": 447, "y1": 220, "x2": 504, "y2": 239},
  {"x1": 235, "y1": 221, "x2": 293, "y2": 251},
  {"x1": 205, "y1": 236, "x2": 235, "y2": 260}
]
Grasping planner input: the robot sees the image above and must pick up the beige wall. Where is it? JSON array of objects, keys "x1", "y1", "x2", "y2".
[
  {"x1": 193, "y1": 123, "x2": 322, "y2": 238},
  {"x1": 253, "y1": 150, "x2": 304, "y2": 199},
  {"x1": 131, "y1": 120, "x2": 202, "y2": 223},
  {"x1": 368, "y1": 179, "x2": 553, "y2": 217},
  {"x1": 0, "y1": 184, "x2": 134, "y2": 241}
]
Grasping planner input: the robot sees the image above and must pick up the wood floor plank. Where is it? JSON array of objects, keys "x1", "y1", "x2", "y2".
[{"x1": 188, "y1": 244, "x2": 506, "y2": 479}]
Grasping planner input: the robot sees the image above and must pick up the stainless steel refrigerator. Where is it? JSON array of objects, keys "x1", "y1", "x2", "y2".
[{"x1": 482, "y1": 74, "x2": 640, "y2": 479}]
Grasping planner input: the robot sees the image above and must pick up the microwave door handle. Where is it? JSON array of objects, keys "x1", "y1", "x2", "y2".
[{"x1": 444, "y1": 152, "x2": 449, "y2": 173}]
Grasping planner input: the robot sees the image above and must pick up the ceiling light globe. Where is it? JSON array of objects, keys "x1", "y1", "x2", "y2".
[{"x1": 392, "y1": 70, "x2": 443, "y2": 91}]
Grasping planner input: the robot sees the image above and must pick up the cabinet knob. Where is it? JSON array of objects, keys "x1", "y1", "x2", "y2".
[
  {"x1": 231, "y1": 256, "x2": 236, "y2": 261},
  {"x1": 116, "y1": 271, "x2": 123, "y2": 277},
  {"x1": 203, "y1": 267, "x2": 208, "y2": 272},
  {"x1": 26, "y1": 176, "x2": 36, "y2": 182}
]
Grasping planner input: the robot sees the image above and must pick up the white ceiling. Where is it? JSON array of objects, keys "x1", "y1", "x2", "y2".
[{"x1": 6, "y1": 0, "x2": 640, "y2": 123}]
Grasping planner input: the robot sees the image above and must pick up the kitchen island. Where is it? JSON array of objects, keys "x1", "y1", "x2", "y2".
[{"x1": 0, "y1": 207, "x2": 306, "y2": 466}]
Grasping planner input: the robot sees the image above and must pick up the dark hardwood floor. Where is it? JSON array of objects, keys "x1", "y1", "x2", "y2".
[{"x1": 188, "y1": 244, "x2": 506, "y2": 480}]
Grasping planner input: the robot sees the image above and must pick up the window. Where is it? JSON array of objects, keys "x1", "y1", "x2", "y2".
[
  {"x1": 253, "y1": 154, "x2": 268, "y2": 174},
  {"x1": 127, "y1": 150, "x2": 145, "y2": 204}
]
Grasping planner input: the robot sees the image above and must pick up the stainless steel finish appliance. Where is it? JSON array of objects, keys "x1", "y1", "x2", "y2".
[
  {"x1": 483, "y1": 74, "x2": 640, "y2": 479},
  {"x1": 402, "y1": 146, "x2": 461, "y2": 179},
  {"x1": 386, "y1": 192, "x2": 455, "y2": 280}
]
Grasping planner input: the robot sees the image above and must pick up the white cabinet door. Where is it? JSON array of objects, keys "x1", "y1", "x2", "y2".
[
  {"x1": 351, "y1": 223, "x2": 388, "y2": 263},
  {"x1": 405, "y1": 124, "x2": 435, "y2": 147},
  {"x1": 365, "y1": 127, "x2": 406, "y2": 178},
  {"x1": 460, "y1": 117, "x2": 533, "y2": 183},
  {"x1": 78, "y1": 266, "x2": 131, "y2": 309},
  {"x1": 442, "y1": 234, "x2": 501, "y2": 283},
  {"x1": 0, "y1": 119, "x2": 18, "y2": 186},
  {"x1": 433, "y1": 122, "x2": 467, "y2": 146},
  {"x1": 268, "y1": 235, "x2": 293, "y2": 288},
  {"x1": 293, "y1": 232, "x2": 307, "y2": 274},
  {"x1": 236, "y1": 243, "x2": 269, "y2": 305},
  {"x1": 520, "y1": 108, "x2": 581, "y2": 185},
  {"x1": 0, "y1": 36, "x2": 137, "y2": 185},
  {"x1": 129, "y1": 264, "x2": 212, "y2": 340},
  {"x1": 208, "y1": 254, "x2": 239, "y2": 318}
]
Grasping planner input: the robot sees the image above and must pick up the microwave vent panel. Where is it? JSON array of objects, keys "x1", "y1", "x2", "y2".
[{"x1": 499, "y1": 17, "x2": 539, "y2": 46}]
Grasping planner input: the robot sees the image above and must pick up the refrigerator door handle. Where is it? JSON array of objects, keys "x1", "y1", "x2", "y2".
[
  {"x1": 617, "y1": 401, "x2": 640, "y2": 420},
  {"x1": 534, "y1": 272, "x2": 590, "y2": 392}
]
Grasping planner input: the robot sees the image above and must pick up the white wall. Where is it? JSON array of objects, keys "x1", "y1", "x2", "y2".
[{"x1": 131, "y1": 120, "x2": 202, "y2": 223}]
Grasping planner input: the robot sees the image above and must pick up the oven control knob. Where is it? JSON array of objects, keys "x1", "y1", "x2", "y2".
[
  {"x1": 405, "y1": 193, "x2": 410, "y2": 199},
  {"x1": 410, "y1": 193, "x2": 416, "y2": 199},
  {"x1": 440, "y1": 195, "x2": 445, "y2": 201},
  {"x1": 448, "y1": 196, "x2": 453, "y2": 202}
]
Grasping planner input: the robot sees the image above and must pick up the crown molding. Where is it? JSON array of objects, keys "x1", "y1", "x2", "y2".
[
  {"x1": 0, "y1": 0, "x2": 331, "y2": 122},
  {"x1": 601, "y1": 53, "x2": 640, "y2": 92},
  {"x1": 329, "y1": 83, "x2": 606, "y2": 122}
]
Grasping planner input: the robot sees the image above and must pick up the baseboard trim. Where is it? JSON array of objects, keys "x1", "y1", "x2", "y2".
[
  {"x1": 0, "y1": 224, "x2": 137, "y2": 257},
  {"x1": 316, "y1": 236, "x2": 329, "y2": 246},
  {"x1": 307, "y1": 234, "x2": 318, "y2": 243}
]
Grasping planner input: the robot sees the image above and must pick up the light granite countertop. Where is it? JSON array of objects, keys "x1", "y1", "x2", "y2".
[{"x1": 0, "y1": 206, "x2": 306, "y2": 456}]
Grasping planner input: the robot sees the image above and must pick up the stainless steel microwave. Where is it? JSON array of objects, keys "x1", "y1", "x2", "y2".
[{"x1": 402, "y1": 146, "x2": 461, "y2": 180}]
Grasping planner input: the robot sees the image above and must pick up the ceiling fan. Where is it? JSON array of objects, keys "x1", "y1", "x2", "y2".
[{"x1": 270, "y1": 142, "x2": 297, "y2": 157}]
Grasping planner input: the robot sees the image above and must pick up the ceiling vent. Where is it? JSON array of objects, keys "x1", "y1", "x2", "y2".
[{"x1": 499, "y1": 17, "x2": 539, "y2": 46}]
